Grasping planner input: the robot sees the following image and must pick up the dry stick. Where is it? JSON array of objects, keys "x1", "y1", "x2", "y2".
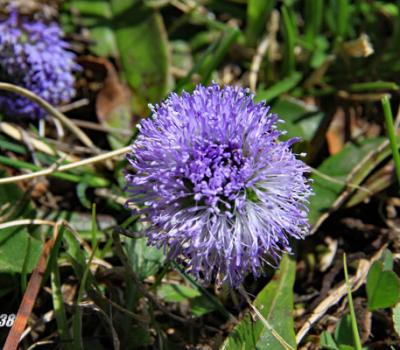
[
  {"x1": 249, "y1": 36, "x2": 269, "y2": 91},
  {"x1": 58, "y1": 98, "x2": 90, "y2": 113},
  {"x1": 70, "y1": 118, "x2": 132, "y2": 136},
  {"x1": 3, "y1": 223, "x2": 60, "y2": 350},
  {"x1": 249, "y1": 11, "x2": 279, "y2": 91},
  {"x1": 0, "y1": 145, "x2": 130, "y2": 185},
  {"x1": 0, "y1": 82, "x2": 95, "y2": 149}
]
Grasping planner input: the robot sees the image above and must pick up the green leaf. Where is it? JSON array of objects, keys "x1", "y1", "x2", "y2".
[
  {"x1": 392, "y1": 303, "x2": 400, "y2": 337},
  {"x1": 191, "y1": 294, "x2": 217, "y2": 317},
  {"x1": 0, "y1": 227, "x2": 42, "y2": 274},
  {"x1": 269, "y1": 97, "x2": 324, "y2": 141},
  {"x1": 125, "y1": 237, "x2": 165, "y2": 280},
  {"x1": 320, "y1": 331, "x2": 339, "y2": 350},
  {"x1": 221, "y1": 255, "x2": 296, "y2": 350},
  {"x1": 338, "y1": 346, "x2": 355, "y2": 350},
  {"x1": 366, "y1": 261, "x2": 400, "y2": 311},
  {"x1": 0, "y1": 180, "x2": 42, "y2": 273},
  {"x1": 256, "y1": 72, "x2": 302, "y2": 102},
  {"x1": 158, "y1": 284, "x2": 201, "y2": 302},
  {"x1": 334, "y1": 314, "x2": 354, "y2": 347}
]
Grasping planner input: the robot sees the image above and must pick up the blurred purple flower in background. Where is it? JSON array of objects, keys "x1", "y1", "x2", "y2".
[
  {"x1": 0, "y1": 12, "x2": 80, "y2": 119},
  {"x1": 125, "y1": 84, "x2": 312, "y2": 287}
]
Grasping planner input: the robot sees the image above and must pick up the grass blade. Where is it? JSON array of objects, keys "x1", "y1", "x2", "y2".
[
  {"x1": 343, "y1": 253, "x2": 362, "y2": 350},
  {"x1": 381, "y1": 96, "x2": 400, "y2": 187},
  {"x1": 281, "y1": 6, "x2": 296, "y2": 76}
]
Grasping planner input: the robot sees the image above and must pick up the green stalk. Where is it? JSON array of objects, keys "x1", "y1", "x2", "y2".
[
  {"x1": 343, "y1": 253, "x2": 362, "y2": 350},
  {"x1": 382, "y1": 96, "x2": 400, "y2": 187},
  {"x1": 51, "y1": 257, "x2": 72, "y2": 348},
  {"x1": 350, "y1": 81, "x2": 399, "y2": 92}
]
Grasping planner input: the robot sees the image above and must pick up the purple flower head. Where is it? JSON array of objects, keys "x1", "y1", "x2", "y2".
[
  {"x1": 0, "y1": 12, "x2": 80, "y2": 119},
  {"x1": 125, "y1": 84, "x2": 312, "y2": 287}
]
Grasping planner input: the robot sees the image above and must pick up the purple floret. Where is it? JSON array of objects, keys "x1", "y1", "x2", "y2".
[
  {"x1": 125, "y1": 84, "x2": 313, "y2": 287},
  {"x1": 0, "y1": 12, "x2": 80, "y2": 119}
]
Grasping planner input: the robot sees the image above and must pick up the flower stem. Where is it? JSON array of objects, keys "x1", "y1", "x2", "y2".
[{"x1": 343, "y1": 253, "x2": 362, "y2": 350}]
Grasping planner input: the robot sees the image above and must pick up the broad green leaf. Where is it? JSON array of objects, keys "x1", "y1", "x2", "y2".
[
  {"x1": 338, "y1": 346, "x2": 355, "y2": 350},
  {"x1": 0, "y1": 227, "x2": 42, "y2": 273},
  {"x1": 158, "y1": 284, "x2": 201, "y2": 302},
  {"x1": 320, "y1": 331, "x2": 339, "y2": 350},
  {"x1": 191, "y1": 294, "x2": 217, "y2": 317},
  {"x1": 0, "y1": 180, "x2": 42, "y2": 273},
  {"x1": 125, "y1": 237, "x2": 165, "y2": 280},
  {"x1": 270, "y1": 97, "x2": 324, "y2": 141},
  {"x1": 366, "y1": 261, "x2": 400, "y2": 311},
  {"x1": 334, "y1": 314, "x2": 354, "y2": 347},
  {"x1": 392, "y1": 303, "x2": 400, "y2": 337},
  {"x1": 221, "y1": 255, "x2": 296, "y2": 350}
]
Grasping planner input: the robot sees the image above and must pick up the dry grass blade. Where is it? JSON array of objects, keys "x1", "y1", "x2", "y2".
[
  {"x1": 249, "y1": 11, "x2": 279, "y2": 91},
  {"x1": 0, "y1": 122, "x2": 78, "y2": 162}
]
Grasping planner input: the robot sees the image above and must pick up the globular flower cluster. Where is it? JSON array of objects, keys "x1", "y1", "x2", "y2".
[
  {"x1": 125, "y1": 84, "x2": 312, "y2": 287},
  {"x1": 0, "y1": 12, "x2": 79, "y2": 119}
]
